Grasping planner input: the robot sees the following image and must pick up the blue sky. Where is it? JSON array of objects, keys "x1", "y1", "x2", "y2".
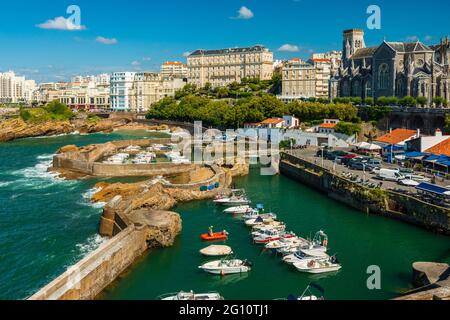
[{"x1": 0, "y1": 0, "x2": 449, "y2": 82}]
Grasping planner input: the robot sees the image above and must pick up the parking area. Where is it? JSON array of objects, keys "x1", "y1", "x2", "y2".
[{"x1": 287, "y1": 147, "x2": 450, "y2": 205}]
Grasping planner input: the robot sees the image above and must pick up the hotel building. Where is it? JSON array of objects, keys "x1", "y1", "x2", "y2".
[
  {"x1": 187, "y1": 45, "x2": 274, "y2": 87},
  {"x1": 110, "y1": 72, "x2": 136, "y2": 111},
  {"x1": 280, "y1": 58, "x2": 316, "y2": 101},
  {"x1": 161, "y1": 61, "x2": 188, "y2": 80},
  {"x1": 0, "y1": 71, "x2": 36, "y2": 104}
]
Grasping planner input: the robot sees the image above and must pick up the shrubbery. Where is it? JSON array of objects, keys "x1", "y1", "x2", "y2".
[{"x1": 19, "y1": 100, "x2": 74, "y2": 123}]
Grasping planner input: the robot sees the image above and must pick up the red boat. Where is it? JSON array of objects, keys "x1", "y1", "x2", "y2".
[
  {"x1": 201, "y1": 227, "x2": 229, "y2": 241},
  {"x1": 253, "y1": 233, "x2": 296, "y2": 244}
]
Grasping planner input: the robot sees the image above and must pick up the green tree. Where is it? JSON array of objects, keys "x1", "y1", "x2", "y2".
[
  {"x1": 335, "y1": 122, "x2": 362, "y2": 136},
  {"x1": 399, "y1": 96, "x2": 417, "y2": 107},
  {"x1": 417, "y1": 96, "x2": 428, "y2": 107},
  {"x1": 367, "y1": 106, "x2": 391, "y2": 121},
  {"x1": 364, "y1": 97, "x2": 375, "y2": 106}
]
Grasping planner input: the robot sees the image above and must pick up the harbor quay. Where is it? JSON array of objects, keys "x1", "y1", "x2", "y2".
[{"x1": 280, "y1": 149, "x2": 450, "y2": 235}]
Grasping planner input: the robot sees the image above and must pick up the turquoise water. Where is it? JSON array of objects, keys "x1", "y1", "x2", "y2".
[
  {"x1": 101, "y1": 168, "x2": 450, "y2": 300},
  {"x1": 1, "y1": 131, "x2": 449, "y2": 300},
  {"x1": 0, "y1": 130, "x2": 167, "y2": 300}
]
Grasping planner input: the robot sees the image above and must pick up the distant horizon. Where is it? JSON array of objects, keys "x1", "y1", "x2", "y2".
[{"x1": 1, "y1": 0, "x2": 449, "y2": 83}]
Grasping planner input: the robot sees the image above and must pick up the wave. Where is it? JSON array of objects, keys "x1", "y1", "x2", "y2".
[
  {"x1": 9, "y1": 154, "x2": 76, "y2": 190},
  {"x1": 75, "y1": 234, "x2": 108, "y2": 257},
  {"x1": 31, "y1": 131, "x2": 81, "y2": 139},
  {"x1": 81, "y1": 187, "x2": 106, "y2": 209},
  {"x1": 0, "y1": 181, "x2": 13, "y2": 188}
]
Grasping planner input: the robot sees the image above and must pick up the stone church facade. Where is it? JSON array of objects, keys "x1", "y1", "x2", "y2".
[{"x1": 330, "y1": 29, "x2": 450, "y2": 106}]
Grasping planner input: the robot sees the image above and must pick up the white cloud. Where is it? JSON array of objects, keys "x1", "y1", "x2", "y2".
[
  {"x1": 406, "y1": 36, "x2": 419, "y2": 41},
  {"x1": 231, "y1": 6, "x2": 254, "y2": 20},
  {"x1": 36, "y1": 17, "x2": 86, "y2": 31},
  {"x1": 131, "y1": 60, "x2": 141, "y2": 66},
  {"x1": 278, "y1": 44, "x2": 300, "y2": 52},
  {"x1": 96, "y1": 36, "x2": 118, "y2": 45}
]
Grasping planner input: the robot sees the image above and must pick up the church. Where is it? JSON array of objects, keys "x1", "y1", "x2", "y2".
[{"x1": 330, "y1": 29, "x2": 450, "y2": 105}]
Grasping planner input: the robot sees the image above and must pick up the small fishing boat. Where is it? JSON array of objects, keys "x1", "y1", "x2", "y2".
[
  {"x1": 265, "y1": 237, "x2": 308, "y2": 250},
  {"x1": 160, "y1": 291, "x2": 224, "y2": 301},
  {"x1": 300, "y1": 230, "x2": 329, "y2": 256},
  {"x1": 242, "y1": 211, "x2": 277, "y2": 221},
  {"x1": 286, "y1": 283, "x2": 325, "y2": 301},
  {"x1": 214, "y1": 197, "x2": 250, "y2": 206},
  {"x1": 252, "y1": 221, "x2": 285, "y2": 232},
  {"x1": 293, "y1": 256, "x2": 341, "y2": 274},
  {"x1": 200, "y1": 245, "x2": 233, "y2": 257},
  {"x1": 223, "y1": 206, "x2": 252, "y2": 214},
  {"x1": 199, "y1": 258, "x2": 252, "y2": 275},
  {"x1": 283, "y1": 251, "x2": 329, "y2": 265},
  {"x1": 245, "y1": 216, "x2": 277, "y2": 226},
  {"x1": 253, "y1": 231, "x2": 296, "y2": 244},
  {"x1": 201, "y1": 227, "x2": 229, "y2": 241}
]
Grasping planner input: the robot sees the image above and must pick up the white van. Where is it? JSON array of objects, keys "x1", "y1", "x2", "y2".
[{"x1": 377, "y1": 169, "x2": 405, "y2": 182}]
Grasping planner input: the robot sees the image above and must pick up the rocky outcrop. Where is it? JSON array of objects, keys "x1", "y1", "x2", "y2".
[
  {"x1": 0, "y1": 118, "x2": 74, "y2": 142},
  {"x1": 0, "y1": 117, "x2": 170, "y2": 143}
]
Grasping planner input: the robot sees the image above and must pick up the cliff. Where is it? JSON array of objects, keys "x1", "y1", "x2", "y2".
[{"x1": 0, "y1": 117, "x2": 171, "y2": 143}]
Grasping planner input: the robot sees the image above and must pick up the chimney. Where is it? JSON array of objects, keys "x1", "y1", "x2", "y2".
[{"x1": 435, "y1": 129, "x2": 442, "y2": 137}]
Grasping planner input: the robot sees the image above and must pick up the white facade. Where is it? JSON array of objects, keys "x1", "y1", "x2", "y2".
[
  {"x1": 110, "y1": 72, "x2": 136, "y2": 111},
  {"x1": 161, "y1": 62, "x2": 188, "y2": 80},
  {"x1": 0, "y1": 71, "x2": 36, "y2": 104}
]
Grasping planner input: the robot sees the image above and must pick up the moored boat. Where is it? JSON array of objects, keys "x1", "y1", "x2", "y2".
[
  {"x1": 223, "y1": 206, "x2": 252, "y2": 214},
  {"x1": 282, "y1": 251, "x2": 329, "y2": 265},
  {"x1": 293, "y1": 256, "x2": 341, "y2": 274},
  {"x1": 200, "y1": 245, "x2": 233, "y2": 257},
  {"x1": 160, "y1": 291, "x2": 224, "y2": 300},
  {"x1": 199, "y1": 258, "x2": 252, "y2": 275},
  {"x1": 201, "y1": 226, "x2": 229, "y2": 241}
]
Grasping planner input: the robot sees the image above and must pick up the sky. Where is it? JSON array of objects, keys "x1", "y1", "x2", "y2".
[{"x1": 0, "y1": 0, "x2": 449, "y2": 83}]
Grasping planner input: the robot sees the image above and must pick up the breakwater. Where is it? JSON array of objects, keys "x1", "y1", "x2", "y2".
[{"x1": 280, "y1": 152, "x2": 450, "y2": 235}]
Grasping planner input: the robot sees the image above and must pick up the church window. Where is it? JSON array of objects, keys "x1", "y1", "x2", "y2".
[{"x1": 378, "y1": 63, "x2": 389, "y2": 90}]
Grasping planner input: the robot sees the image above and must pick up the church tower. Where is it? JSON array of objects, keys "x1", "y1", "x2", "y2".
[{"x1": 343, "y1": 29, "x2": 366, "y2": 68}]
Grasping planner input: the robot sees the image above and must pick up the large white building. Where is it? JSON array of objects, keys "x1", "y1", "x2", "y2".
[
  {"x1": 110, "y1": 72, "x2": 136, "y2": 111},
  {"x1": 160, "y1": 62, "x2": 188, "y2": 80},
  {"x1": 0, "y1": 71, "x2": 36, "y2": 104},
  {"x1": 187, "y1": 45, "x2": 274, "y2": 88}
]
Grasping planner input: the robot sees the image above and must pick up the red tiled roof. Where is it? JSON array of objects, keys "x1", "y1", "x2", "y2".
[
  {"x1": 260, "y1": 118, "x2": 284, "y2": 125},
  {"x1": 425, "y1": 138, "x2": 450, "y2": 156},
  {"x1": 313, "y1": 58, "x2": 331, "y2": 62},
  {"x1": 375, "y1": 129, "x2": 417, "y2": 145},
  {"x1": 319, "y1": 123, "x2": 337, "y2": 129}
]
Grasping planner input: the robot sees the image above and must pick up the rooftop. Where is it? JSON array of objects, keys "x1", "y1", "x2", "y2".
[
  {"x1": 189, "y1": 45, "x2": 269, "y2": 57},
  {"x1": 260, "y1": 118, "x2": 285, "y2": 125},
  {"x1": 375, "y1": 129, "x2": 417, "y2": 145},
  {"x1": 425, "y1": 137, "x2": 450, "y2": 157},
  {"x1": 319, "y1": 123, "x2": 338, "y2": 129}
]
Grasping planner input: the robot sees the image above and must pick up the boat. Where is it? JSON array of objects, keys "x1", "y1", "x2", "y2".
[
  {"x1": 213, "y1": 189, "x2": 250, "y2": 206},
  {"x1": 223, "y1": 206, "x2": 252, "y2": 214},
  {"x1": 283, "y1": 251, "x2": 329, "y2": 265},
  {"x1": 214, "y1": 196, "x2": 250, "y2": 206},
  {"x1": 199, "y1": 258, "x2": 252, "y2": 275},
  {"x1": 252, "y1": 221, "x2": 285, "y2": 232},
  {"x1": 245, "y1": 215, "x2": 277, "y2": 226},
  {"x1": 300, "y1": 230, "x2": 329, "y2": 256},
  {"x1": 293, "y1": 256, "x2": 342, "y2": 274},
  {"x1": 285, "y1": 283, "x2": 325, "y2": 301},
  {"x1": 160, "y1": 291, "x2": 224, "y2": 301},
  {"x1": 253, "y1": 231, "x2": 296, "y2": 244},
  {"x1": 265, "y1": 237, "x2": 308, "y2": 251},
  {"x1": 200, "y1": 245, "x2": 233, "y2": 257},
  {"x1": 201, "y1": 227, "x2": 229, "y2": 241}
]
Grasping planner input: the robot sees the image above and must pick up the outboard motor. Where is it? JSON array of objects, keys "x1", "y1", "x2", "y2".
[{"x1": 242, "y1": 260, "x2": 253, "y2": 267}]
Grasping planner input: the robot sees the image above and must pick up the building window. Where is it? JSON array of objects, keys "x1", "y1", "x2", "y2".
[{"x1": 378, "y1": 63, "x2": 389, "y2": 90}]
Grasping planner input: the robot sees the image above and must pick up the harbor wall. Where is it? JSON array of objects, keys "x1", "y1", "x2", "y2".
[
  {"x1": 280, "y1": 153, "x2": 450, "y2": 235},
  {"x1": 29, "y1": 226, "x2": 148, "y2": 300}
]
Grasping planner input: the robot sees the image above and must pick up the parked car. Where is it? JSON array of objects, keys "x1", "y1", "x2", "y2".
[
  {"x1": 399, "y1": 168, "x2": 414, "y2": 174},
  {"x1": 365, "y1": 159, "x2": 383, "y2": 171},
  {"x1": 327, "y1": 150, "x2": 348, "y2": 161},
  {"x1": 349, "y1": 161, "x2": 367, "y2": 171},
  {"x1": 377, "y1": 169, "x2": 406, "y2": 182},
  {"x1": 347, "y1": 156, "x2": 371, "y2": 168},
  {"x1": 403, "y1": 174, "x2": 430, "y2": 182},
  {"x1": 341, "y1": 154, "x2": 358, "y2": 166}
]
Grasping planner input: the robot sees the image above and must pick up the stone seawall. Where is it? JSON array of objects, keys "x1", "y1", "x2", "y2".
[
  {"x1": 29, "y1": 210, "x2": 182, "y2": 300},
  {"x1": 280, "y1": 152, "x2": 450, "y2": 235}
]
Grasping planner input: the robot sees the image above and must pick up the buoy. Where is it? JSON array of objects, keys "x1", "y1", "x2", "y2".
[{"x1": 220, "y1": 269, "x2": 225, "y2": 277}]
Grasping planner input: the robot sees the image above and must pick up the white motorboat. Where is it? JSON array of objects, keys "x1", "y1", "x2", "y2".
[
  {"x1": 283, "y1": 251, "x2": 329, "y2": 265},
  {"x1": 160, "y1": 291, "x2": 224, "y2": 300},
  {"x1": 285, "y1": 283, "x2": 325, "y2": 301},
  {"x1": 245, "y1": 215, "x2": 277, "y2": 226},
  {"x1": 252, "y1": 221, "x2": 285, "y2": 232},
  {"x1": 300, "y1": 230, "x2": 328, "y2": 256},
  {"x1": 265, "y1": 237, "x2": 308, "y2": 250},
  {"x1": 214, "y1": 197, "x2": 250, "y2": 206},
  {"x1": 242, "y1": 211, "x2": 277, "y2": 221},
  {"x1": 293, "y1": 256, "x2": 341, "y2": 274},
  {"x1": 253, "y1": 231, "x2": 296, "y2": 245},
  {"x1": 199, "y1": 258, "x2": 252, "y2": 275},
  {"x1": 223, "y1": 206, "x2": 252, "y2": 214},
  {"x1": 199, "y1": 245, "x2": 233, "y2": 257}
]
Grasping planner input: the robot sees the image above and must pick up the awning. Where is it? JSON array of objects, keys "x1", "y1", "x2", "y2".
[
  {"x1": 354, "y1": 142, "x2": 381, "y2": 151},
  {"x1": 416, "y1": 182, "x2": 450, "y2": 196},
  {"x1": 404, "y1": 152, "x2": 426, "y2": 158},
  {"x1": 383, "y1": 144, "x2": 405, "y2": 151}
]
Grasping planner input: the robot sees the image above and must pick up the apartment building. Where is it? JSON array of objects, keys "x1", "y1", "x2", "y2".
[
  {"x1": 280, "y1": 58, "x2": 316, "y2": 102},
  {"x1": 161, "y1": 61, "x2": 188, "y2": 80},
  {"x1": 110, "y1": 72, "x2": 136, "y2": 111},
  {"x1": 187, "y1": 45, "x2": 274, "y2": 87},
  {"x1": 0, "y1": 71, "x2": 36, "y2": 104},
  {"x1": 58, "y1": 81, "x2": 110, "y2": 111}
]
